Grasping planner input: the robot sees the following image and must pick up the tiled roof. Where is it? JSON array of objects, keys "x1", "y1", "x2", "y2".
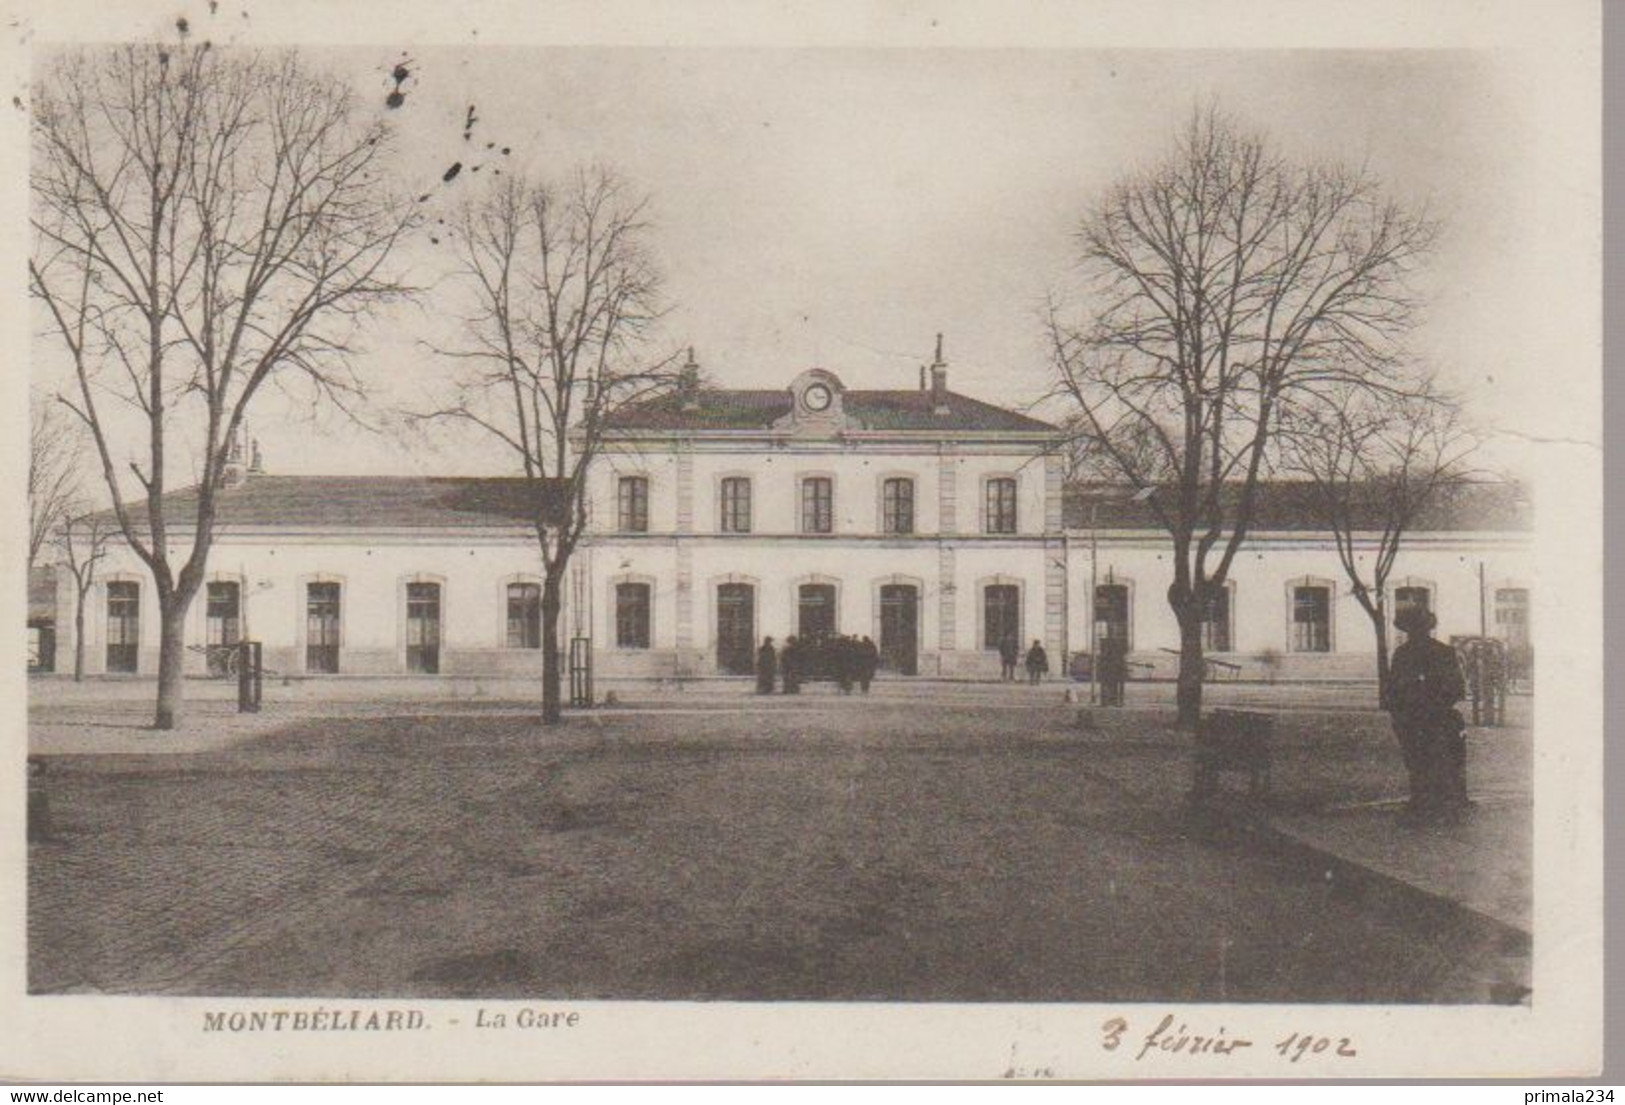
[
  {"x1": 606, "y1": 388, "x2": 1057, "y2": 433},
  {"x1": 101, "y1": 476, "x2": 563, "y2": 531},
  {"x1": 1064, "y1": 480, "x2": 1531, "y2": 533}
]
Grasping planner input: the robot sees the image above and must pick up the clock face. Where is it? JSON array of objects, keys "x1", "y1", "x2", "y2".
[{"x1": 803, "y1": 384, "x2": 832, "y2": 412}]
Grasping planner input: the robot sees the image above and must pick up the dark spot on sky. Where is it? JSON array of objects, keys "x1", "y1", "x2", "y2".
[
  {"x1": 501, "y1": 147, "x2": 510, "y2": 156},
  {"x1": 11, "y1": 96, "x2": 22, "y2": 111},
  {"x1": 176, "y1": 15, "x2": 189, "y2": 35},
  {"x1": 429, "y1": 236, "x2": 440, "y2": 245},
  {"x1": 486, "y1": 142, "x2": 494, "y2": 150},
  {"x1": 463, "y1": 104, "x2": 478, "y2": 141},
  {"x1": 442, "y1": 162, "x2": 462, "y2": 183},
  {"x1": 208, "y1": 0, "x2": 217, "y2": 12},
  {"x1": 471, "y1": 165, "x2": 481, "y2": 173},
  {"x1": 386, "y1": 58, "x2": 412, "y2": 109},
  {"x1": 417, "y1": 193, "x2": 431, "y2": 203}
]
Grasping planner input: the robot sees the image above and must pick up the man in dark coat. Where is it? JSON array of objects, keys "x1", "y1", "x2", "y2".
[
  {"x1": 999, "y1": 634, "x2": 1019, "y2": 682},
  {"x1": 1025, "y1": 639, "x2": 1049, "y2": 685},
  {"x1": 756, "y1": 637, "x2": 778, "y2": 694},
  {"x1": 1389, "y1": 606, "x2": 1469, "y2": 819},
  {"x1": 781, "y1": 635, "x2": 801, "y2": 694},
  {"x1": 858, "y1": 636, "x2": 879, "y2": 693},
  {"x1": 1099, "y1": 637, "x2": 1127, "y2": 706},
  {"x1": 835, "y1": 635, "x2": 856, "y2": 694}
]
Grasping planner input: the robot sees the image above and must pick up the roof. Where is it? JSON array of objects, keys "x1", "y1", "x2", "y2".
[
  {"x1": 605, "y1": 388, "x2": 1058, "y2": 433},
  {"x1": 1064, "y1": 480, "x2": 1531, "y2": 533},
  {"x1": 101, "y1": 476, "x2": 565, "y2": 531}
]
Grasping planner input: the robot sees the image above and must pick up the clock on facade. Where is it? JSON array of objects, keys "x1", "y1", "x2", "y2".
[{"x1": 803, "y1": 383, "x2": 832, "y2": 412}]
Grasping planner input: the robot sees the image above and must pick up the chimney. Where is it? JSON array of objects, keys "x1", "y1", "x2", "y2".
[
  {"x1": 929, "y1": 332, "x2": 949, "y2": 415},
  {"x1": 680, "y1": 347, "x2": 700, "y2": 412},
  {"x1": 918, "y1": 364, "x2": 927, "y2": 392},
  {"x1": 219, "y1": 429, "x2": 247, "y2": 489},
  {"x1": 248, "y1": 438, "x2": 264, "y2": 476}
]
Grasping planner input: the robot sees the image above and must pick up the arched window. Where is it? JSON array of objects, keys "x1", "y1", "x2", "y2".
[{"x1": 983, "y1": 583, "x2": 1021, "y2": 650}]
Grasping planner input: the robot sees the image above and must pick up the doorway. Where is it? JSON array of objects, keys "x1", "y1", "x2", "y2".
[
  {"x1": 798, "y1": 583, "x2": 837, "y2": 641},
  {"x1": 878, "y1": 583, "x2": 918, "y2": 675},
  {"x1": 716, "y1": 583, "x2": 755, "y2": 675},
  {"x1": 406, "y1": 582, "x2": 441, "y2": 674},
  {"x1": 206, "y1": 581, "x2": 242, "y2": 676}
]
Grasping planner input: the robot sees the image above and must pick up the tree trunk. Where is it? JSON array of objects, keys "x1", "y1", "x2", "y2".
[
  {"x1": 540, "y1": 573, "x2": 564, "y2": 725},
  {"x1": 154, "y1": 593, "x2": 191, "y2": 730},
  {"x1": 1175, "y1": 611, "x2": 1205, "y2": 729},
  {"x1": 1373, "y1": 615, "x2": 1392, "y2": 711},
  {"x1": 73, "y1": 589, "x2": 86, "y2": 682},
  {"x1": 1183, "y1": 614, "x2": 1209, "y2": 734}
]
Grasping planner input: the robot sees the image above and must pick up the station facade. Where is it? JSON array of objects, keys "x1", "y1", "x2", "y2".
[{"x1": 43, "y1": 353, "x2": 1532, "y2": 684}]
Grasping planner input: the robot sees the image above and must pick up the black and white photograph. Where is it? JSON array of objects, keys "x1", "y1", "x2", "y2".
[{"x1": 5, "y1": 0, "x2": 1605, "y2": 1082}]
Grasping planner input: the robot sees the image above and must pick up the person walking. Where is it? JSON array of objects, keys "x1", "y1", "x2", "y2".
[
  {"x1": 755, "y1": 636, "x2": 778, "y2": 695},
  {"x1": 999, "y1": 634, "x2": 1019, "y2": 682},
  {"x1": 1025, "y1": 639, "x2": 1049, "y2": 685},
  {"x1": 1388, "y1": 606, "x2": 1469, "y2": 821}
]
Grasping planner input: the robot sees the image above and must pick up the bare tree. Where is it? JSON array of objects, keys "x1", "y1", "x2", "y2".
[
  {"x1": 54, "y1": 511, "x2": 116, "y2": 682},
  {"x1": 1282, "y1": 389, "x2": 1477, "y2": 707},
  {"x1": 29, "y1": 398, "x2": 82, "y2": 571},
  {"x1": 418, "y1": 168, "x2": 682, "y2": 723},
  {"x1": 1045, "y1": 107, "x2": 1438, "y2": 728},
  {"x1": 30, "y1": 44, "x2": 415, "y2": 728}
]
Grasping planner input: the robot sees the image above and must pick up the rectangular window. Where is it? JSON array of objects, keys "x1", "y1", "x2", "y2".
[
  {"x1": 1394, "y1": 585, "x2": 1431, "y2": 621},
  {"x1": 105, "y1": 580, "x2": 140, "y2": 673},
  {"x1": 1095, "y1": 583, "x2": 1130, "y2": 645},
  {"x1": 1291, "y1": 585, "x2": 1331, "y2": 653},
  {"x1": 985, "y1": 477, "x2": 1018, "y2": 534},
  {"x1": 1201, "y1": 586, "x2": 1232, "y2": 652},
  {"x1": 507, "y1": 582, "x2": 542, "y2": 649},
  {"x1": 1494, "y1": 587, "x2": 1530, "y2": 650},
  {"x1": 306, "y1": 582, "x2": 341, "y2": 673},
  {"x1": 984, "y1": 583, "x2": 1021, "y2": 651},
  {"x1": 719, "y1": 477, "x2": 752, "y2": 534},
  {"x1": 617, "y1": 475, "x2": 649, "y2": 533},
  {"x1": 616, "y1": 582, "x2": 651, "y2": 649},
  {"x1": 882, "y1": 477, "x2": 915, "y2": 535},
  {"x1": 801, "y1": 477, "x2": 833, "y2": 534}
]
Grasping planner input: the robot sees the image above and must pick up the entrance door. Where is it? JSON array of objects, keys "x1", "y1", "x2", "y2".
[
  {"x1": 306, "y1": 582, "x2": 341, "y2": 673},
  {"x1": 105, "y1": 581, "x2": 140, "y2": 673},
  {"x1": 206, "y1": 581, "x2": 242, "y2": 676},
  {"x1": 716, "y1": 583, "x2": 755, "y2": 675},
  {"x1": 798, "y1": 583, "x2": 836, "y2": 641},
  {"x1": 879, "y1": 584, "x2": 918, "y2": 674},
  {"x1": 406, "y1": 582, "x2": 441, "y2": 674}
]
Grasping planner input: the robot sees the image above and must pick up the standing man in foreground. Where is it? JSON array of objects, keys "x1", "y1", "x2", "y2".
[{"x1": 1388, "y1": 606, "x2": 1470, "y2": 821}]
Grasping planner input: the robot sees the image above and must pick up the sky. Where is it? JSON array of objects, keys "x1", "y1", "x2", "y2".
[{"x1": 34, "y1": 43, "x2": 1546, "y2": 482}]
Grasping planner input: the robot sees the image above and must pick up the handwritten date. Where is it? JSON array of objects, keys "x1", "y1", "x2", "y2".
[{"x1": 1100, "y1": 1015, "x2": 1357, "y2": 1064}]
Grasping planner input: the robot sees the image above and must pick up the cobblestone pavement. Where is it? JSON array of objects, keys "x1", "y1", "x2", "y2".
[{"x1": 29, "y1": 694, "x2": 1528, "y2": 1001}]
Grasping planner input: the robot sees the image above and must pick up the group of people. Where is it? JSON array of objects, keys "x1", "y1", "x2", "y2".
[
  {"x1": 996, "y1": 636, "x2": 1050, "y2": 685},
  {"x1": 1387, "y1": 605, "x2": 1472, "y2": 822},
  {"x1": 755, "y1": 633, "x2": 880, "y2": 695}
]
